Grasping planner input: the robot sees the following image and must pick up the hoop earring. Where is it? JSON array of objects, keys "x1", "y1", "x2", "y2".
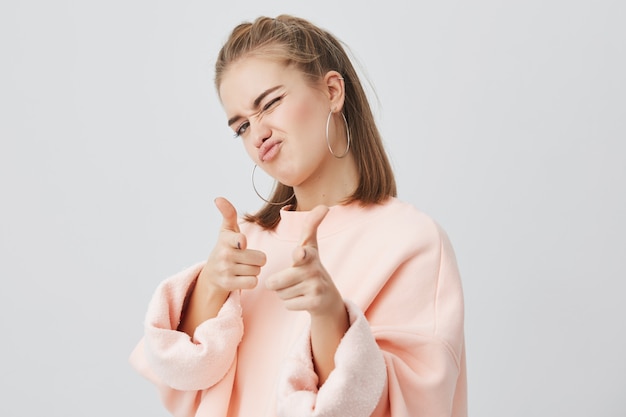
[
  {"x1": 251, "y1": 164, "x2": 295, "y2": 206},
  {"x1": 326, "y1": 110, "x2": 351, "y2": 158}
]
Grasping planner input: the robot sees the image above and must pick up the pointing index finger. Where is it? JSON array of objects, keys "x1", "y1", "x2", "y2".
[{"x1": 299, "y1": 205, "x2": 329, "y2": 249}]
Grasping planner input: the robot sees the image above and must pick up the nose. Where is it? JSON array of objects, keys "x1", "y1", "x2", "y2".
[{"x1": 251, "y1": 121, "x2": 272, "y2": 149}]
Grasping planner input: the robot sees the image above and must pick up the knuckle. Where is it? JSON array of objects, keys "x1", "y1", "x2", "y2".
[
  {"x1": 312, "y1": 284, "x2": 323, "y2": 296},
  {"x1": 241, "y1": 276, "x2": 257, "y2": 289},
  {"x1": 216, "y1": 247, "x2": 236, "y2": 263},
  {"x1": 215, "y1": 258, "x2": 229, "y2": 273}
]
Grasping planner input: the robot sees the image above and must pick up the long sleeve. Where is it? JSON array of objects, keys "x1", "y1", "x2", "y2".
[
  {"x1": 369, "y1": 224, "x2": 466, "y2": 417},
  {"x1": 129, "y1": 262, "x2": 244, "y2": 416},
  {"x1": 276, "y1": 301, "x2": 388, "y2": 417},
  {"x1": 274, "y1": 216, "x2": 466, "y2": 417}
]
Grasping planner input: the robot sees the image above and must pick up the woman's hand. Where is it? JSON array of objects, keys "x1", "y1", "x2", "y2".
[
  {"x1": 178, "y1": 197, "x2": 266, "y2": 337},
  {"x1": 265, "y1": 206, "x2": 349, "y2": 384},
  {"x1": 264, "y1": 205, "x2": 343, "y2": 316},
  {"x1": 201, "y1": 197, "x2": 267, "y2": 293}
]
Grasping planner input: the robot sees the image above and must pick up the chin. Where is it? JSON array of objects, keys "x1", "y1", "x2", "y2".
[
  {"x1": 276, "y1": 178, "x2": 298, "y2": 188},
  {"x1": 269, "y1": 170, "x2": 300, "y2": 188}
]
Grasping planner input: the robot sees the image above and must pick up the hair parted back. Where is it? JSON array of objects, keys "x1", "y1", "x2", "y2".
[{"x1": 215, "y1": 15, "x2": 396, "y2": 230}]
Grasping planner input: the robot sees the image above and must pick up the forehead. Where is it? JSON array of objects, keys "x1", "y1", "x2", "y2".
[{"x1": 219, "y1": 57, "x2": 303, "y2": 113}]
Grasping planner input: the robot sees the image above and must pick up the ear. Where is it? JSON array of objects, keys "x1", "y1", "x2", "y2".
[{"x1": 323, "y1": 71, "x2": 346, "y2": 113}]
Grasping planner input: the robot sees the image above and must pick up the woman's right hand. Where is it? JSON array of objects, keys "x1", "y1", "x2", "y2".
[
  {"x1": 178, "y1": 197, "x2": 266, "y2": 337},
  {"x1": 200, "y1": 197, "x2": 267, "y2": 293}
]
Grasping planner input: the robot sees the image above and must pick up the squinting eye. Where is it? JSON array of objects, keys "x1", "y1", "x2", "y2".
[
  {"x1": 263, "y1": 96, "x2": 282, "y2": 111},
  {"x1": 234, "y1": 121, "x2": 250, "y2": 138}
]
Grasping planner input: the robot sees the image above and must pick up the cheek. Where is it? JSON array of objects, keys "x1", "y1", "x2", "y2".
[
  {"x1": 285, "y1": 96, "x2": 326, "y2": 132},
  {"x1": 287, "y1": 103, "x2": 327, "y2": 163}
]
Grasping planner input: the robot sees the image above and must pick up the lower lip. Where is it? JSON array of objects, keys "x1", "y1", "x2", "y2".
[{"x1": 261, "y1": 143, "x2": 281, "y2": 162}]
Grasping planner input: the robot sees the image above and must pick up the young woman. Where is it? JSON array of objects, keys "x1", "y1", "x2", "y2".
[{"x1": 130, "y1": 15, "x2": 467, "y2": 417}]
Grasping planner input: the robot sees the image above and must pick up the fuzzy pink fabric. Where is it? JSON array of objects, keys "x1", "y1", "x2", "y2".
[
  {"x1": 277, "y1": 300, "x2": 387, "y2": 416},
  {"x1": 138, "y1": 263, "x2": 244, "y2": 391}
]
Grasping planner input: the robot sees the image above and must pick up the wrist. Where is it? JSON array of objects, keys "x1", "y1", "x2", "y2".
[
  {"x1": 196, "y1": 272, "x2": 230, "y2": 305},
  {"x1": 311, "y1": 299, "x2": 349, "y2": 332}
]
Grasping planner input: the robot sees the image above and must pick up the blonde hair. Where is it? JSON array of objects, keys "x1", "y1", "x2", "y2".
[{"x1": 215, "y1": 15, "x2": 396, "y2": 229}]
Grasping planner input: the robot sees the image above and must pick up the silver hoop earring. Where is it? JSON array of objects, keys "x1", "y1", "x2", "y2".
[
  {"x1": 325, "y1": 110, "x2": 351, "y2": 158},
  {"x1": 251, "y1": 164, "x2": 295, "y2": 206}
]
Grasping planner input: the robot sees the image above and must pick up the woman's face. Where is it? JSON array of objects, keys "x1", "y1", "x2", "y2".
[{"x1": 219, "y1": 56, "x2": 336, "y2": 188}]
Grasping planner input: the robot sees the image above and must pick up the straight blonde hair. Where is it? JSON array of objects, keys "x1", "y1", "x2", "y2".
[{"x1": 215, "y1": 15, "x2": 396, "y2": 229}]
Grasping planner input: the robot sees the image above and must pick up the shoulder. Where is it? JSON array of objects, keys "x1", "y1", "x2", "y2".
[
  {"x1": 378, "y1": 197, "x2": 432, "y2": 221},
  {"x1": 372, "y1": 197, "x2": 444, "y2": 242}
]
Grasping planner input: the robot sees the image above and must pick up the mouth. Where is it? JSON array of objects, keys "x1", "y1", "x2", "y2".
[{"x1": 258, "y1": 139, "x2": 282, "y2": 162}]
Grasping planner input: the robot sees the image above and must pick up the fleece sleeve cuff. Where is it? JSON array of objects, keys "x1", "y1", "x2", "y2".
[
  {"x1": 142, "y1": 263, "x2": 244, "y2": 391},
  {"x1": 277, "y1": 300, "x2": 387, "y2": 417}
]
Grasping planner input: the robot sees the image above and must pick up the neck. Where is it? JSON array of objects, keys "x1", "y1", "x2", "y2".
[{"x1": 293, "y1": 153, "x2": 358, "y2": 211}]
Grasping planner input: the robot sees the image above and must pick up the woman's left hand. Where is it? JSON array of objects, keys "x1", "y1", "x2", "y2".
[
  {"x1": 265, "y1": 205, "x2": 344, "y2": 318},
  {"x1": 266, "y1": 205, "x2": 349, "y2": 384}
]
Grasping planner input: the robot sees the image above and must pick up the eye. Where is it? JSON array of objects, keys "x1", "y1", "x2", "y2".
[
  {"x1": 262, "y1": 96, "x2": 282, "y2": 111},
  {"x1": 233, "y1": 121, "x2": 250, "y2": 138}
]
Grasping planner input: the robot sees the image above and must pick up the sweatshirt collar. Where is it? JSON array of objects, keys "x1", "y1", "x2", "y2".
[{"x1": 273, "y1": 199, "x2": 388, "y2": 241}]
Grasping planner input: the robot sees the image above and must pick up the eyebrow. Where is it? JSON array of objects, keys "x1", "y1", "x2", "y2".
[{"x1": 227, "y1": 85, "x2": 283, "y2": 127}]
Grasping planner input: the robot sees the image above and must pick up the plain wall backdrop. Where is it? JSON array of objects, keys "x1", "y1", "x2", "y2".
[{"x1": 1, "y1": 1, "x2": 624, "y2": 416}]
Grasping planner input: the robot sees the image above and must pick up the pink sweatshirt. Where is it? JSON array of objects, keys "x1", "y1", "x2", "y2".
[{"x1": 130, "y1": 197, "x2": 467, "y2": 416}]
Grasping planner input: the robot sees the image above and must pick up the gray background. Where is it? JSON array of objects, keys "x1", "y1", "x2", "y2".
[{"x1": 1, "y1": 1, "x2": 624, "y2": 416}]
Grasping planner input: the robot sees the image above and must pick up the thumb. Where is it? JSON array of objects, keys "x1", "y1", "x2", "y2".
[
  {"x1": 299, "y1": 205, "x2": 329, "y2": 249},
  {"x1": 214, "y1": 197, "x2": 240, "y2": 233}
]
